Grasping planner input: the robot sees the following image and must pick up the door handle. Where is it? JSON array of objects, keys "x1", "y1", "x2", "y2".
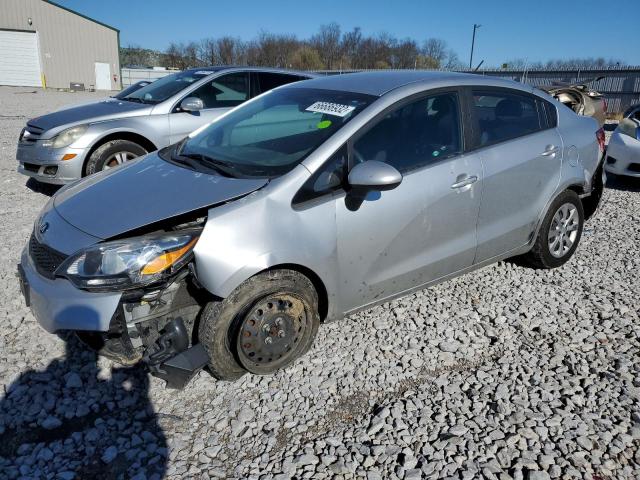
[
  {"x1": 541, "y1": 145, "x2": 560, "y2": 156},
  {"x1": 450, "y1": 175, "x2": 478, "y2": 189}
]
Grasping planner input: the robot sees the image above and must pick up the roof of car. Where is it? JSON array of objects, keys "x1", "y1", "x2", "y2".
[
  {"x1": 287, "y1": 70, "x2": 528, "y2": 96},
  {"x1": 183, "y1": 66, "x2": 315, "y2": 77}
]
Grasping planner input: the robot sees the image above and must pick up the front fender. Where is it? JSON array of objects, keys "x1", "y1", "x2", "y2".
[{"x1": 71, "y1": 116, "x2": 167, "y2": 151}]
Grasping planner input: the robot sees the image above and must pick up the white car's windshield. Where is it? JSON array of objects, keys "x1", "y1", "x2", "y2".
[
  {"x1": 171, "y1": 87, "x2": 375, "y2": 178},
  {"x1": 123, "y1": 70, "x2": 213, "y2": 104}
]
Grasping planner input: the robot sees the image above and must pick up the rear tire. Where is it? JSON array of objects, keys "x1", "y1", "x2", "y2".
[
  {"x1": 583, "y1": 162, "x2": 605, "y2": 221},
  {"x1": 524, "y1": 190, "x2": 584, "y2": 269},
  {"x1": 198, "y1": 270, "x2": 320, "y2": 381},
  {"x1": 84, "y1": 139, "x2": 147, "y2": 176}
]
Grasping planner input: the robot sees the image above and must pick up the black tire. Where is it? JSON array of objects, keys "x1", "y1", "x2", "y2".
[
  {"x1": 583, "y1": 162, "x2": 605, "y2": 221},
  {"x1": 198, "y1": 269, "x2": 320, "y2": 380},
  {"x1": 524, "y1": 190, "x2": 584, "y2": 269},
  {"x1": 84, "y1": 139, "x2": 147, "y2": 176}
]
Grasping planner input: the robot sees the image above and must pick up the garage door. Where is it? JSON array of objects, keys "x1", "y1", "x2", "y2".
[{"x1": 0, "y1": 30, "x2": 42, "y2": 87}]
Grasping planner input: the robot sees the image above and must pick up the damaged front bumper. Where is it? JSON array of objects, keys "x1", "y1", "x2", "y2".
[
  {"x1": 19, "y1": 246, "x2": 122, "y2": 332},
  {"x1": 19, "y1": 247, "x2": 210, "y2": 388}
]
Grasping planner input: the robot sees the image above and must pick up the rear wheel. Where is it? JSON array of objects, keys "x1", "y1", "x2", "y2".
[
  {"x1": 85, "y1": 139, "x2": 147, "y2": 176},
  {"x1": 198, "y1": 270, "x2": 320, "y2": 380},
  {"x1": 524, "y1": 190, "x2": 584, "y2": 269}
]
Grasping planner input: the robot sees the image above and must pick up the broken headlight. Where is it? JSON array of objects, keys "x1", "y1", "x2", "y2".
[{"x1": 56, "y1": 230, "x2": 200, "y2": 291}]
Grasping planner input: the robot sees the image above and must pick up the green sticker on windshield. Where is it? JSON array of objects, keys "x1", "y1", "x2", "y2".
[{"x1": 317, "y1": 120, "x2": 332, "y2": 129}]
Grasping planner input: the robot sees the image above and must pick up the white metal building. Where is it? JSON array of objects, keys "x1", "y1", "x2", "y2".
[{"x1": 0, "y1": 0, "x2": 120, "y2": 90}]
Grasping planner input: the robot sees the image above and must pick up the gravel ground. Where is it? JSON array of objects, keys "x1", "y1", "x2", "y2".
[{"x1": 0, "y1": 86, "x2": 639, "y2": 480}]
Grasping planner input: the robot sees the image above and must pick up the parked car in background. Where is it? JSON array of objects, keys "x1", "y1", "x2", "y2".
[
  {"x1": 606, "y1": 118, "x2": 640, "y2": 178},
  {"x1": 541, "y1": 78, "x2": 607, "y2": 127},
  {"x1": 18, "y1": 72, "x2": 602, "y2": 388},
  {"x1": 112, "y1": 79, "x2": 154, "y2": 99},
  {"x1": 622, "y1": 103, "x2": 640, "y2": 121},
  {"x1": 16, "y1": 67, "x2": 315, "y2": 184}
]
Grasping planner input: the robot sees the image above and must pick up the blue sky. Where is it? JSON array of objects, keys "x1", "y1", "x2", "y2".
[{"x1": 56, "y1": 0, "x2": 637, "y2": 66}]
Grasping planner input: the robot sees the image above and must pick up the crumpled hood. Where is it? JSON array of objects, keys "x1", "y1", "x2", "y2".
[
  {"x1": 29, "y1": 99, "x2": 150, "y2": 135},
  {"x1": 53, "y1": 152, "x2": 268, "y2": 239}
]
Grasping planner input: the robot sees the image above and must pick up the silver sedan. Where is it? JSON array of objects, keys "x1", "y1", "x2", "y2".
[
  {"x1": 18, "y1": 71, "x2": 602, "y2": 388},
  {"x1": 16, "y1": 67, "x2": 314, "y2": 184}
]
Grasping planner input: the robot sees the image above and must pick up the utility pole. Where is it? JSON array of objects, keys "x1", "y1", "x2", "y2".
[{"x1": 469, "y1": 23, "x2": 481, "y2": 69}]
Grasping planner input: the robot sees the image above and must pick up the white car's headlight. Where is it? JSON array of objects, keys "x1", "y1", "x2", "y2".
[
  {"x1": 42, "y1": 125, "x2": 88, "y2": 148},
  {"x1": 56, "y1": 230, "x2": 200, "y2": 291}
]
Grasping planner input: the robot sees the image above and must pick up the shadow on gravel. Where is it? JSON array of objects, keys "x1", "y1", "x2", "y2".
[
  {"x1": 26, "y1": 178, "x2": 62, "y2": 197},
  {"x1": 0, "y1": 334, "x2": 167, "y2": 479},
  {"x1": 606, "y1": 174, "x2": 640, "y2": 192}
]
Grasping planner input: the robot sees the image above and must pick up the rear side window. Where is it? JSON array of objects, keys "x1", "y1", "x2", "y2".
[
  {"x1": 189, "y1": 72, "x2": 249, "y2": 108},
  {"x1": 472, "y1": 90, "x2": 542, "y2": 146},
  {"x1": 255, "y1": 72, "x2": 305, "y2": 96}
]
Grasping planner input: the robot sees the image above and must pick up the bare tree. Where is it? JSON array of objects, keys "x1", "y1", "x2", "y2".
[
  {"x1": 254, "y1": 31, "x2": 298, "y2": 67},
  {"x1": 422, "y1": 38, "x2": 448, "y2": 68},
  {"x1": 290, "y1": 46, "x2": 324, "y2": 70},
  {"x1": 199, "y1": 38, "x2": 217, "y2": 65},
  {"x1": 394, "y1": 39, "x2": 420, "y2": 69},
  {"x1": 165, "y1": 42, "x2": 184, "y2": 69},
  {"x1": 158, "y1": 24, "x2": 465, "y2": 71},
  {"x1": 311, "y1": 23, "x2": 342, "y2": 69},
  {"x1": 341, "y1": 27, "x2": 362, "y2": 68}
]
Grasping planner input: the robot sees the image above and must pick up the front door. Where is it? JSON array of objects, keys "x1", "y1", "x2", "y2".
[
  {"x1": 168, "y1": 72, "x2": 250, "y2": 143},
  {"x1": 94, "y1": 62, "x2": 111, "y2": 90},
  {"x1": 471, "y1": 88, "x2": 563, "y2": 262},
  {"x1": 335, "y1": 91, "x2": 483, "y2": 313}
]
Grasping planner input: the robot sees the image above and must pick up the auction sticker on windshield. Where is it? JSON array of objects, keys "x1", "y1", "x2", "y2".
[{"x1": 306, "y1": 102, "x2": 355, "y2": 117}]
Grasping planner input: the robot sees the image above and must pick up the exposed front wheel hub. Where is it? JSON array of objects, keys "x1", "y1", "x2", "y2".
[{"x1": 237, "y1": 295, "x2": 306, "y2": 372}]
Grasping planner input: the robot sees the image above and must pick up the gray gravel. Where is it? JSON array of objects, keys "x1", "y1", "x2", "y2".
[{"x1": 0, "y1": 86, "x2": 639, "y2": 479}]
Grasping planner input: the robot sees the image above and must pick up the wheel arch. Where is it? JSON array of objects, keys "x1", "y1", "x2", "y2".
[
  {"x1": 83, "y1": 132, "x2": 157, "y2": 176},
  {"x1": 530, "y1": 183, "x2": 585, "y2": 246},
  {"x1": 252, "y1": 263, "x2": 329, "y2": 322}
]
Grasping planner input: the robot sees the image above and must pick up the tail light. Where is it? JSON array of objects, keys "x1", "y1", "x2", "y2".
[
  {"x1": 596, "y1": 128, "x2": 606, "y2": 152},
  {"x1": 602, "y1": 99, "x2": 608, "y2": 113}
]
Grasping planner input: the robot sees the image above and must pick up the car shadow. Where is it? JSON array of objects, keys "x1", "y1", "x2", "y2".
[
  {"x1": 606, "y1": 174, "x2": 640, "y2": 192},
  {"x1": 25, "y1": 178, "x2": 62, "y2": 197},
  {"x1": 0, "y1": 333, "x2": 167, "y2": 479}
]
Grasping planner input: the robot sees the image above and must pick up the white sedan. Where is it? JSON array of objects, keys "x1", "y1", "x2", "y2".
[{"x1": 605, "y1": 118, "x2": 640, "y2": 177}]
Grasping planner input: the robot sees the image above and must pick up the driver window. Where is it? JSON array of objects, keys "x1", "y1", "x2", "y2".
[
  {"x1": 352, "y1": 92, "x2": 461, "y2": 173},
  {"x1": 188, "y1": 72, "x2": 249, "y2": 109}
]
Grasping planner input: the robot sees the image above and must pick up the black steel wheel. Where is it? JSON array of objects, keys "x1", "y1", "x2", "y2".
[
  {"x1": 199, "y1": 270, "x2": 320, "y2": 380},
  {"x1": 236, "y1": 294, "x2": 309, "y2": 374}
]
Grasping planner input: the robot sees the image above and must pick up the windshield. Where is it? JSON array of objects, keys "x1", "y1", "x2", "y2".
[
  {"x1": 114, "y1": 80, "x2": 152, "y2": 99},
  {"x1": 123, "y1": 70, "x2": 213, "y2": 104},
  {"x1": 171, "y1": 87, "x2": 375, "y2": 178}
]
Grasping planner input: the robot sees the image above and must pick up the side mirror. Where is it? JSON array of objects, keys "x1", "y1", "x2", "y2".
[
  {"x1": 348, "y1": 161, "x2": 402, "y2": 191},
  {"x1": 180, "y1": 97, "x2": 204, "y2": 112}
]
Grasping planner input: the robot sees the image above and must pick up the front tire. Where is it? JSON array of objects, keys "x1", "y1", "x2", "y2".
[
  {"x1": 524, "y1": 190, "x2": 584, "y2": 269},
  {"x1": 85, "y1": 139, "x2": 147, "y2": 176},
  {"x1": 198, "y1": 270, "x2": 320, "y2": 381}
]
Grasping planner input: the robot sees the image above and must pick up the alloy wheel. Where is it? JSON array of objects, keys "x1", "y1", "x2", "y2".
[
  {"x1": 548, "y1": 202, "x2": 580, "y2": 258},
  {"x1": 103, "y1": 151, "x2": 137, "y2": 170}
]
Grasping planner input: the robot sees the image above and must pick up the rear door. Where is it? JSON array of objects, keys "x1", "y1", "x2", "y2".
[
  {"x1": 471, "y1": 87, "x2": 563, "y2": 262},
  {"x1": 168, "y1": 71, "x2": 250, "y2": 143},
  {"x1": 333, "y1": 90, "x2": 483, "y2": 312}
]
